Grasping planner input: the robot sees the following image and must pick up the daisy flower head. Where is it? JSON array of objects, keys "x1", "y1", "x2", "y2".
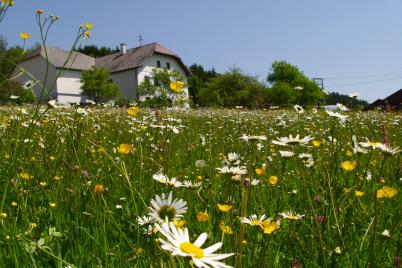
[
  {"x1": 279, "y1": 150, "x2": 295, "y2": 158},
  {"x1": 148, "y1": 192, "x2": 187, "y2": 223},
  {"x1": 227, "y1": 152, "x2": 240, "y2": 162},
  {"x1": 279, "y1": 211, "x2": 305, "y2": 221},
  {"x1": 272, "y1": 134, "x2": 313, "y2": 146},
  {"x1": 240, "y1": 214, "x2": 268, "y2": 227},
  {"x1": 293, "y1": 104, "x2": 304, "y2": 114},
  {"x1": 375, "y1": 143, "x2": 401, "y2": 156},
  {"x1": 326, "y1": 110, "x2": 348, "y2": 124},
  {"x1": 155, "y1": 221, "x2": 234, "y2": 268}
]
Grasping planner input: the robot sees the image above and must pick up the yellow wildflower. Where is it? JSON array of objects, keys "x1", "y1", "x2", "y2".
[
  {"x1": 255, "y1": 168, "x2": 266, "y2": 176},
  {"x1": 19, "y1": 32, "x2": 31, "y2": 40},
  {"x1": 169, "y1": 81, "x2": 184, "y2": 93},
  {"x1": 39, "y1": 181, "x2": 48, "y2": 187},
  {"x1": 94, "y1": 184, "x2": 105, "y2": 193},
  {"x1": 85, "y1": 31, "x2": 91, "y2": 38},
  {"x1": 11, "y1": 201, "x2": 17, "y2": 207},
  {"x1": 127, "y1": 106, "x2": 139, "y2": 117},
  {"x1": 196, "y1": 211, "x2": 209, "y2": 222},
  {"x1": 19, "y1": 172, "x2": 33, "y2": 180},
  {"x1": 260, "y1": 219, "x2": 280, "y2": 234},
  {"x1": 355, "y1": 191, "x2": 364, "y2": 197},
  {"x1": 217, "y1": 204, "x2": 232, "y2": 213},
  {"x1": 85, "y1": 22, "x2": 93, "y2": 29},
  {"x1": 376, "y1": 186, "x2": 398, "y2": 199},
  {"x1": 117, "y1": 144, "x2": 132, "y2": 155},
  {"x1": 341, "y1": 161, "x2": 357, "y2": 172},
  {"x1": 219, "y1": 222, "x2": 233, "y2": 234},
  {"x1": 312, "y1": 140, "x2": 321, "y2": 147},
  {"x1": 268, "y1": 175, "x2": 278, "y2": 185},
  {"x1": 49, "y1": 202, "x2": 56, "y2": 208},
  {"x1": 346, "y1": 150, "x2": 353, "y2": 157}
]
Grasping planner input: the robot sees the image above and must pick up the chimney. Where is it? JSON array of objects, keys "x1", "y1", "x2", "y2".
[{"x1": 120, "y1": 43, "x2": 127, "y2": 54}]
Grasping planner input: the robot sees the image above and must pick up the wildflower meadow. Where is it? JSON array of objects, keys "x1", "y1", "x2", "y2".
[{"x1": 0, "y1": 106, "x2": 401, "y2": 267}]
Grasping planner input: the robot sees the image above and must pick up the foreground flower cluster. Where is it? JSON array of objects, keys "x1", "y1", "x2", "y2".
[{"x1": 0, "y1": 106, "x2": 400, "y2": 267}]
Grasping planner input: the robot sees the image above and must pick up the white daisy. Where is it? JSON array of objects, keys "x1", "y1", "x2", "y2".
[
  {"x1": 375, "y1": 143, "x2": 401, "y2": 156},
  {"x1": 279, "y1": 211, "x2": 305, "y2": 221},
  {"x1": 240, "y1": 134, "x2": 267, "y2": 142},
  {"x1": 216, "y1": 166, "x2": 247, "y2": 175},
  {"x1": 272, "y1": 134, "x2": 313, "y2": 146},
  {"x1": 227, "y1": 152, "x2": 240, "y2": 162},
  {"x1": 279, "y1": 150, "x2": 295, "y2": 158},
  {"x1": 137, "y1": 215, "x2": 155, "y2": 226},
  {"x1": 240, "y1": 214, "x2": 268, "y2": 226},
  {"x1": 155, "y1": 221, "x2": 234, "y2": 268},
  {"x1": 183, "y1": 180, "x2": 202, "y2": 189},
  {"x1": 148, "y1": 192, "x2": 187, "y2": 223},
  {"x1": 293, "y1": 105, "x2": 304, "y2": 114},
  {"x1": 326, "y1": 110, "x2": 348, "y2": 123}
]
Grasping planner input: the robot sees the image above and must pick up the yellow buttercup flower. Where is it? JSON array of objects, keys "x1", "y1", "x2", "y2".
[
  {"x1": 170, "y1": 81, "x2": 185, "y2": 93},
  {"x1": 268, "y1": 175, "x2": 278, "y2": 185},
  {"x1": 376, "y1": 186, "x2": 398, "y2": 199},
  {"x1": 196, "y1": 211, "x2": 209, "y2": 222},
  {"x1": 85, "y1": 22, "x2": 93, "y2": 29},
  {"x1": 312, "y1": 140, "x2": 321, "y2": 147},
  {"x1": 355, "y1": 191, "x2": 364, "y2": 197},
  {"x1": 127, "y1": 106, "x2": 139, "y2": 117},
  {"x1": 19, "y1": 172, "x2": 33, "y2": 180},
  {"x1": 217, "y1": 204, "x2": 232, "y2": 213},
  {"x1": 117, "y1": 144, "x2": 132, "y2": 155},
  {"x1": 346, "y1": 150, "x2": 353, "y2": 157},
  {"x1": 255, "y1": 168, "x2": 265, "y2": 176},
  {"x1": 341, "y1": 160, "x2": 357, "y2": 172},
  {"x1": 219, "y1": 222, "x2": 233, "y2": 234},
  {"x1": 2, "y1": 0, "x2": 14, "y2": 6},
  {"x1": 85, "y1": 31, "x2": 91, "y2": 38},
  {"x1": 0, "y1": 212, "x2": 7, "y2": 220},
  {"x1": 19, "y1": 32, "x2": 31, "y2": 40},
  {"x1": 260, "y1": 219, "x2": 280, "y2": 234}
]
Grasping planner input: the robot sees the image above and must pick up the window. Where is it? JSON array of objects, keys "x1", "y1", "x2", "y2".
[
  {"x1": 156, "y1": 60, "x2": 161, "y2": 68},
  {"x1": 166, "y1": 62, "x2": 171, "y2": 70}
]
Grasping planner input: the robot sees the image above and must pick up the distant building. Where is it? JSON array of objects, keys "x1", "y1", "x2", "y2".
[
  {"x1": 367, "y1": 89, "x2": 402, "y2": 110},
  {"x1": 12, "y1": 42, "x2": 191, "y2": 103}
]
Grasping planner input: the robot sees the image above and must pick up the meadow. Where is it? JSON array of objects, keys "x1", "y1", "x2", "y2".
[{"x1": 0, "y1": 105, "x2": 400, "y2": 267}]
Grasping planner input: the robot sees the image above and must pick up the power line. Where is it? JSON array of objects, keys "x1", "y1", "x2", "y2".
[
  {"x1": 325, "y1": 75, "x2": 402, "y2": 88},
  {"x1": 324, "y1": 72, "x2": 402, "y2": 80}
]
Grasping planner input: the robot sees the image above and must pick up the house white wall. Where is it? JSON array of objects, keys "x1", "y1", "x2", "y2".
[
  {"x1": 56, "y1": 69, "x2": 83, "y2": 103},
  {"x1": 138, "y1": 54, "x2": 188, "y2": 84},
  {"x1": 11, "y1": 56, "x2": 58, "y2": 101},
  {"x1": 137, "y1": 54, "x2": 189, "y2": 98},
  {"x1": 110, "y1": 69, "x2": 137, "y2": 99}
]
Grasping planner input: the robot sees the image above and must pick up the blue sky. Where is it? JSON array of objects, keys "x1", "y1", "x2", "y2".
[{"x1": 2, "y1": 0, "x2": 402, "y2": 102}]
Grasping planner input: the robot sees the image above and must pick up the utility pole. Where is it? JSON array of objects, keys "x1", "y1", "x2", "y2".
[
  {"x1": 139, "y1": 35, "x2": 143, "y2": 46},
  {"x1": 313, "y1": 78, "x2": 324, "y2": 90}
]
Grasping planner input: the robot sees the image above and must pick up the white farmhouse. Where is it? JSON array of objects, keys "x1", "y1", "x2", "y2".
[{"x1": 12, "y1": 42, "x2": 191, "y2": 103}]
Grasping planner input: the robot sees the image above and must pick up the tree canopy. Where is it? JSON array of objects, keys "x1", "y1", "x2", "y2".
[
  {"x1": 80, "y1": 66, "x2": 121, "y2": 103},
  {"x1": 77, "y1": 45, "x2": 120, "y2": 58},
  {"x1": 267, "y1": 61, "x2": 324, "y2": 106}
]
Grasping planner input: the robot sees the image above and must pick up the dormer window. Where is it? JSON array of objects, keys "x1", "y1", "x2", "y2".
[
  {"x1": 156, "y1": 60, "x2": 161, "y2": 68},
  {"x1": 166, "y1": 62, "x2": 171, "y2": 70}
]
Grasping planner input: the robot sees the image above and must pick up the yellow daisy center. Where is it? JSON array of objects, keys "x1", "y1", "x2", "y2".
[
  {"x1": 180, "y1": 242, "x2": 204, "y2": 258},
  {"x1": 250, "y1": 220, "x2": 262, "y2": 226},
  {"x1": 157, "y1": 205, "x2": 177, "y2": 221}
]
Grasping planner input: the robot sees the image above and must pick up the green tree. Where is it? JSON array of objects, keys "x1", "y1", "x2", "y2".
[
  {"x1": 136, "y1": 68, "x2": 185, "y2": 108},
  {"x1": 77, "y1": 45, "x2": 120, "y2": 58},
  {"x1": 81, "y1": 66, "x2": 121, "y2": 103},
  {"x1": 188, "y1": 64, "x2": 219, "y2": 105},
  {"x1": 267, "y1": 61, "x2": 324, "y2": 106},
  {"x1": 198, "y1": 68, "x2": 268, "y2": 108}
]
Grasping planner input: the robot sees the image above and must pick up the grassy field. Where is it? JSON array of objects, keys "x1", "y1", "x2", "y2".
[{"x1": 0, "y1": 106, "x2": 400, "y2": 267}]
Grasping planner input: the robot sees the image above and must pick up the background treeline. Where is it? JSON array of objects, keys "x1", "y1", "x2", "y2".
[{"x1": 0, "y1": 41, "x2": 369, "y2": 107}]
